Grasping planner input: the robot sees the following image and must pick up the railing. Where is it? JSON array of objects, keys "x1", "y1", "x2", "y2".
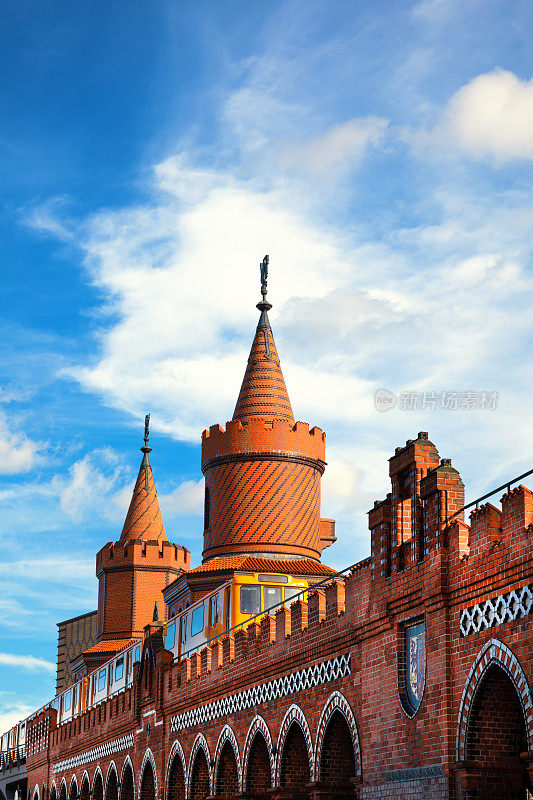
[
  {"x1": 0, "y1": 746, "x2": 25, "y2": 771},
  {"x1": 445, "y1": 467, "x2": 533, "y2": 526},
  {"x1": 180, "y1": 557, "x2": 370, "y2": 661}
]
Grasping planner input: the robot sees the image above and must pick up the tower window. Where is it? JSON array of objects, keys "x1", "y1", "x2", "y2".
[{"x1": 204, "y1": 486, "x2": 210, "y2": 530}]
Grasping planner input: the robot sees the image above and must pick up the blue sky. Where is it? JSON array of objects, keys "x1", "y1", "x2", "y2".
[{"x1": 0, "y1": 0, "x2": 532, "y2": 728}]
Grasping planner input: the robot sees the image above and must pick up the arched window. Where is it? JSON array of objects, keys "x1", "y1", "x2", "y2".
[
  {"x1": 92, "y1": 774, "x2": 103, "y2": 800},
  {"x1": 106, "y1": 769, "x2": 118, "y2": 800},
  {"x1": 318, "y1": 711, "x2": 357, "y2": 794}
]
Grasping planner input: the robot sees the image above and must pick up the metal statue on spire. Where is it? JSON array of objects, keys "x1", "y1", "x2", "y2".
[
  {"x1": 144, "y1": 413, "x2": 150, "y2": 446},
  {"x1": 260, "y1": 254, "x2": 269, "y2": 301}
]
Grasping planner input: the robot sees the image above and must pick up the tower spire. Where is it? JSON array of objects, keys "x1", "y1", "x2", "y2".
[
  {"x1": 232, "y1": 256, "x2": 295, "y2": 423},
  {"x1": 119, "y1": 414, "x2": 167, "y2": 545}
]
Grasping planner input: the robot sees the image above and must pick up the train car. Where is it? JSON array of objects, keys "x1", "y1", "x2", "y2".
[{"x1": 165, "y1": 571, "x2": 309, "y2": 660}]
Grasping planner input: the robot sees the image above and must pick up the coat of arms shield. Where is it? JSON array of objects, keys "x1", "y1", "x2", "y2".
[{"x1": 405, "y1": 621, "x2": 426, "y2": 713}]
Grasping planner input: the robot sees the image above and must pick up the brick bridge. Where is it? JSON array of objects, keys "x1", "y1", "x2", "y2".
[{"x1": 25, "y1": 437, "x2": 533, "y2": 799}]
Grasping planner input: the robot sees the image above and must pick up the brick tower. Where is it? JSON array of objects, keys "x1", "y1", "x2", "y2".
[
  {"x1": 94, "y1": 417, "x2": 190, "y2": 642},
  {"x1": 201, "y1": 257, "x2": 336, "y2": 563}
]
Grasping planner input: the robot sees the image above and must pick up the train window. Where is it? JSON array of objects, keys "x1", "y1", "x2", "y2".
[
  {"x1": 63, "y1": 691, "x2": 72, "y2": 712},
  {"x1": 97, "y1": 669, "x2": 106, "y2": 692},
  {"x1": 284, "y1": 587, "x2": 302, "y2": 605},
  {"x1": 210, "y1": 595, "x2": 220, "y2": 625},
  {"x1": 115, "y1": 658, "x2": 124, "y2": 681},
  {"x1": 134, "y1": 646, "x2": 141, "y2": 663},
  {"x1": 72, "y1": 686, "x2": 77, "y2": 708},
  {"x1": 165, "y1": 622, "x2": 176, "y2": 650},
  {"x1": 240, "y1": 586, "x2": 261, "y2": 615},
  {"x1": 181, "y1": 614, "x2": 188, "y2": 643},
  {"x1": 191, "y1": 605, "x2": 204, "y2": 636},
  {"x1": 264, "y1": 586, "x2": 282, "y2": 609}
]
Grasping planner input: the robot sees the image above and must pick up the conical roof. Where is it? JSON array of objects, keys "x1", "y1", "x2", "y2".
[
  {"x1": 119, "y1": 445, "x2": 167, "y2": 545},
  {"x1": 233, "y1": 303, "x2": 295, "y2": 423}
]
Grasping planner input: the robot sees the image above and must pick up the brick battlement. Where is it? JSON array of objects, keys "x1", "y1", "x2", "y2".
[
  {"x1": 201, "y1": 418, "x2": 326, "y2": 465},
  {"x1": 96, "y1": 540, "x2": 190, "y2": 575}
]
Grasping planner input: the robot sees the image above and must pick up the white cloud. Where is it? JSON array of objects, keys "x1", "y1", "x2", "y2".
[
  {"x1": 438, "y1": 69, "x2": 533, "y2": 162},
  {"x1": 276, "y1": 117, "x2": 388, "y2": 178},
  {"x1": 54, "y1": 448, "x2": 129, "y2": 522},
  {"x1": 0, "y1": 653, "x2": 55, "y2": 673},
  {"x1": 0, "y1": 699, "x2": 35, "y2": 732},
  {"x1": 0, "y1": 411, "x2": 43, "y2": 475},
  {"x1": 160, "y1": 479, "x2": 204, "y2": 516}
]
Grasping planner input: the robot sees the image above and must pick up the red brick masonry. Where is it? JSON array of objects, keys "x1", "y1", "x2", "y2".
[{"x1": 26, "y1": 435, "x2": 533, "y2": 800}]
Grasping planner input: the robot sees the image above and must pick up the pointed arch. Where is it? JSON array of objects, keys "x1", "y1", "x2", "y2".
[
  {"x1": 139, "y1": 749, "x2": 157, "y2": 800},
  {"x1": 242, "y1": 716, "x2": 274, "y2": 791},
  {"x1": 187, "y1": 734, "x2": 211, "y2": 800},
  {"x1": 119, "y1": 757, "x2": 135, "y2": 800},
  {"x1": 59, "y1": 778, "x2": 67, "y2": 800},
  {"x1": 32, "y1": 784, "x2": 40, "y2": 800},
  {"x1": 68, "y1": 776, "x2": 78, "y2": 800},
  {"x1": 106, "y1": 762, "x2": 119, "y2": 800},
  {"x1": 213, "y1": 726, "x2": 242, "y2": 793},
  {"x1": 456, "y1": 637, "x2": 533, "y2": 760},
  {"x1": 92, "y1": 768, "x2": 104, "y2": 800},
  {"x1": 314, "y1": 691, "x2": 361, "y2": 780},
  {"x1": 166, "y1": 740, "x2": 186, "y2": 800},
  {"x1": 213, "y1": 726, "x2": 241, "y2": 797},
  {"x1": 80, "y1": 771, "x2": 91, "y2": 800},
  {"x1": 50, "y1": 780, "x2": 58, "y2": 800},
  {"x1": 275, "y1": 704, "x2": 313, "y2": 788}
]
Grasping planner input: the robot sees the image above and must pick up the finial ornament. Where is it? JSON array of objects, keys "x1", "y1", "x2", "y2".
[
  {"x1": 260, "y1": 254, "x2": 269, "y2": 302},
  {"x1": 144, "y1": 413, "x2": 150, "y2": 446}
]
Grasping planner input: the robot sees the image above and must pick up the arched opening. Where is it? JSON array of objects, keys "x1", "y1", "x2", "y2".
[
  {"x1": 93, "y1": 773, "x2": 103, "y2": 800},
  {"x1": 465, "y1": 664, "x2": 531, "y2": 800},
  {"x1": 120, "y1": 765, "x2": 134, "y2": 800},
  {"x1": 190, "y1": 749, "x2": 209, "y2": 800},
  {"x1": 279, "y1": 722, "x2": 310, "y2": 795},
  {"x1": 318, "y1": 711, "x2": 357, "y2": 798},
  {"x1": 80, "y1": 777, "x2": 90, "y2": 800},
  {"x1": 59, "y1": 784, "x2": 67, "y2": 800},
  {"x1": 167, "y1": 754, "x2": 185, "y2": 800},
  {"x1": 246, "y1": 732, "x2": 271, "y2": 795},
  {"x1": 215, "y1": 742, "x2": 238, "y2": 798},
  {"x1": 69, "y1": 781, "x2": 78, "y2": 800},
  {"x1": 106, "y1": 771, "x2": 118, "y2": 800},
  {"x1": 49, "y1": 787, "x2": 57, "y2": 800},
  {"x1": 140, "y1": 762, "x2": 155, "y2": 800}
]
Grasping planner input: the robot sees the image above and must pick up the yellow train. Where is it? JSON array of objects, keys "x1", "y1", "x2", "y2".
[{"x1": 163, "y1": 571, "x2": 309, "y2": 659}]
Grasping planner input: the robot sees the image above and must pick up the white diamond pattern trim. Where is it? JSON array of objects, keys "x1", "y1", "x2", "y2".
[
  {"x1": 52, "y1": 734, "x2": 135, "y2": 774},
  {"x1": 460, "y1": 584, "x2": 532, "y2": 636},
  {"x1": 170, "y1": 654, "x2": 351, "y2": 734}
]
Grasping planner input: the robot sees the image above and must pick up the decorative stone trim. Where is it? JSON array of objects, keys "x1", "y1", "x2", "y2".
[
  {"x1": 242, "y1": 716, "x2": 275, "y2": 791},
  {"x1": 171, "y1": 654, "x2": 350, "y2": 733},
  {"x1": 186, "y1": 734, "x2": 211, "y2": 800},
  {"x1": 456, "y1": 638, "x2": 533, "y2": 760},
  {"x1": 52, "y1": 734, "x2": 135, "y2": 774},
  {"x1": 274, "y1": 704, "x2": 313, "y2": 787},
  {"x1": 460, "y1": 584, "x2": 532, "y2": 636},
  {"x1": 313, "y1": 691, "x2": 361, "y2": 780},
  {"x1": 165, "y1": 740, "x2": 187, "y2": 800}
]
